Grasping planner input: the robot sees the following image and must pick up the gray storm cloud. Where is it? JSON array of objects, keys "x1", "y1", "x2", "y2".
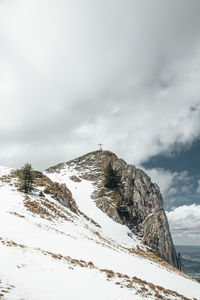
[{"x1": 1, "y1": 0, "x2": 200, "y2": 169}]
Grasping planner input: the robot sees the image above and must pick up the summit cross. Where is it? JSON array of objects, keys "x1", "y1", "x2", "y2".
[{"x1": 98, "y1": 142, "x2": 103, "y2": 151}]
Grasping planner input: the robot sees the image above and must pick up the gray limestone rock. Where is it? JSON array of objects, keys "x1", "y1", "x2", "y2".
[{"x1": 47, "y1": 150, "x2": 183, "y2": 270}]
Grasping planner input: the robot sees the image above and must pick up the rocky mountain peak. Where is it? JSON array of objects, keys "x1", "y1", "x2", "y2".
[{"x1": 47, "y1": 150, "x2": 182, "y2": 270}]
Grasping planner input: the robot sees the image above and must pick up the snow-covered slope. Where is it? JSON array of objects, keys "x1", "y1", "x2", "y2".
[{"x1": 0, "y1": 165, "x2": 199, "y2": 300}]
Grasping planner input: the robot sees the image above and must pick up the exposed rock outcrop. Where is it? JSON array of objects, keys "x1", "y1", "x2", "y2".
[
  {"x1": 33, "y1": 171, "x2": 78, "y2": 213},
  {"x1": 53, "y1": 150, "x2": 183, "y2": 270}
]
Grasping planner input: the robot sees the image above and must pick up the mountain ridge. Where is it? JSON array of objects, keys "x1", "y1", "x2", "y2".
[
  {"x1": 0, "y1": 152, "x2": 199, "y2": 299},
  {"x1": 46, "y1": 150, "x2": 182, "y2": 270}
]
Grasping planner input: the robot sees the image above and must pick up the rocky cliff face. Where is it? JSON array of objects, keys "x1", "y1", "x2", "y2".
[{"x1": 47, "y1": 150, "x2": 183, "y2": 271}]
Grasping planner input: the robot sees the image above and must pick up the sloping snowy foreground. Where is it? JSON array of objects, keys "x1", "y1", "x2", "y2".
[{"x1": 0, "y1": 165, "x2": 199, "y2": 300}]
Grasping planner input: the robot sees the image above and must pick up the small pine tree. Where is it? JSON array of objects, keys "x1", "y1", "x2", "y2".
[
  {"x1": 127, "y1": 196, "x2": 133, "y2": 206},
  {"x1": 103, "y1": 162, "x2": 121, "y2": 189},
  {"x1": 116, "y1": 194, "x2": 123, "y2": 211},
  {"x1": 19, "y1": 163, "x2": 33, "y2": 193}
]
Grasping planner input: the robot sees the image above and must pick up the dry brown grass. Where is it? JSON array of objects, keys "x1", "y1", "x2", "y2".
[
  {"x1": 23, "y1": 196, "x2": 75, "y2": 224},
  {"x1": 9, "y1": 212, "x2": 25, "y2": 218},
  {"x1": 0, "y1": 176, "x2": 11, "y2": 184},
  {"x1": 0, "y1": 236, "x2": 27, "y2": 249},
  {"x1": 1, "y1": 168, "x2": 101, "y2": 231},
  {"x1": 100, "y1": 269, "x2": 115, "y2": 278},
  {"x1": 24, "y1": 198, "x2": 53, "y2": 220},
  {"x1": 42, "y1": 199, "x2": 71, "y2": 222},
  {"x1": 88, "y1": 261, "x2": 94, "y2": 268},
  {"x1": 37, "y1": 224, "x2": 77, "y2": 240},
  {"x1": 0, "y1": 234, "x2": 195, "y2": 300},
  {"x1": 92, "y1": 231, "x2": 113, "y2": 246},
  {"x1": 122, "y1": 272, "x2": 192, "y2": 299},
  {"x1": 118, "y1": 244, "x2": 189, "y2": 279},
  {"x1": 91, "y1": 231, "x2": 190, "y2": 286},
  {"x1": 0, "y1": 280, "x2": 14, "y2": 299},
  {"x1": 41, "y1": 250, "x2": 92, "y2": 268},
  {"x1": 31, "y1": 176, "x2": 100, "y2": 227}
]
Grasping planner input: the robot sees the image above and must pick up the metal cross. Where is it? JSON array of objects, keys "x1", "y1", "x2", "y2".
[{"x1": 98, "y1": 142, "x2": 103, "y2": 151}]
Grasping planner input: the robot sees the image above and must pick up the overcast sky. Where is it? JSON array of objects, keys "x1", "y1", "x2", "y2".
[{"x1": 1, "y1": 0, "x2": 200, "y2": 245}]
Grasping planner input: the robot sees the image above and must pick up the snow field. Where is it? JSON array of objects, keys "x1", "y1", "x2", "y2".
[
  {"x1": 0, "y1": 165, "x2": 199, "y2": 299},
  {"x1": 45, "y1": 165, "x2": 200, "y2": 299}
]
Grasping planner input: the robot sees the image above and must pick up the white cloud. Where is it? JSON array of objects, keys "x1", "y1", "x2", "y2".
[
  {"x1": 144, "y1": 168, "x2": 176, "y2": 196},
  {"x1": 142, "y1": 168, "x2": 191, "y2": 197},
  {"x1": 1, "y1": 1, "x2": 200, "y2": 169},
  {"x1": 166, "y1": 204, "x2": 200, "y2": 245}
]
